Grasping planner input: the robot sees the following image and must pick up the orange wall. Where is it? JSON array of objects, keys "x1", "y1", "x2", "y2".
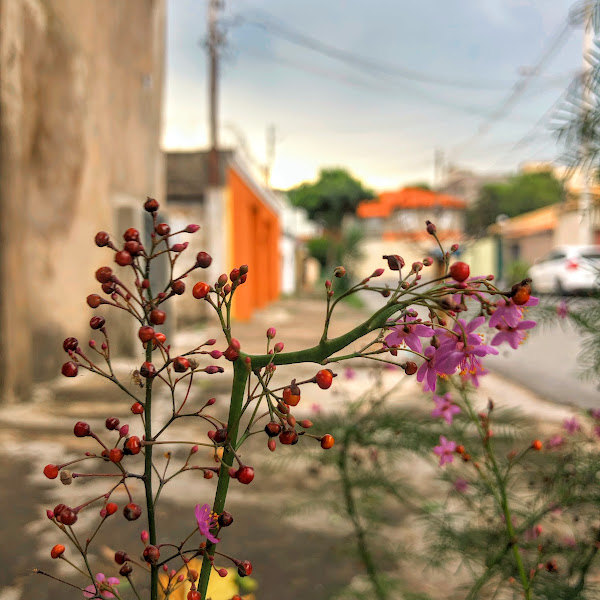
[{"x1": 227, "y1": 167, "x2": 280, "y2": 321}]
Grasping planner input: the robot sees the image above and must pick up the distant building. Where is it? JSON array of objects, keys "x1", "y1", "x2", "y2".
[
  {"x1": 0, "y1": 0, "x2": 166, "y2": 402},
  {"x1": 354, "y1": 187, "x2": 466, "y2": 279},
  {"x1": 357, "y1": 187, "x2": 466, "y2": 241},
  {"x1": 438, "y1": 165, "x2": 508, "y2": 206},
  {"x1": 166, "y1": 150, "x2": 284, "y2": 322}
]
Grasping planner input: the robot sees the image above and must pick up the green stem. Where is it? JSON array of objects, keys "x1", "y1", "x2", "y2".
[
  {"x1": 197, "y1": 361, "x2": 247, "y2": 598},
  {"x1": 339, "y1": 429, "x2": 387, "y2": 600},
  {"x1": 143, "y1": 340, "x2": 158, "y2": 600}
]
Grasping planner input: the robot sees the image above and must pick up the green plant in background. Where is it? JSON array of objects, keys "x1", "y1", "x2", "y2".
[{"x1": 505, "y1": 259, "x2": 532, "y2": 286}]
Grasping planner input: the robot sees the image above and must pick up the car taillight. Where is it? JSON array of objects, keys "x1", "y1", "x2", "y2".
[{"x1": 566, "y1": 259, "x2": 579, "y2": 270}]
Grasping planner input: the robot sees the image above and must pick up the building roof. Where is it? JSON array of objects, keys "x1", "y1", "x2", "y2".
[
  {"x1": 487, "y1": 204, "x2": 558, "y2": 239},
  {"x1": 357, "y1": 187, "x2": 466, "y2": 219}
]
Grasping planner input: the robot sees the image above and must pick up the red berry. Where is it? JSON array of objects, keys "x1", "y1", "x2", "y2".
[
  {"x1": 123, "y1": 228, "x2": 140, "y2": 242},
  {"x1": 90, "y1": 316, "x2": 105, "y2": 330},
  {"x1": 124, "y1": 436, "x2": 142, "y2": 455},
  {"x1": 404, "y1": 361, "x2": 418, "y2": 375},
  {"x1": 105, "y1": 502, "x2": 118, "y2": 516},
  {"x1": 155, "y1": 223, "x2": 170, "y2": 236},
  {"x1": 171, "y1": 280, "x2": 185, "y2": 295},
  {"x1": 140, "y1": 362, "x2": 156, "y2": 378},
  {"x1": 268, "y1": 439, "x2": 276, "y2": 452},
  {"x1": 115, "y1": 250, "x2": 133, "y2": 266},
  {"x1": 320, "y1": 434, "x2": 335, "y2": 449},
  {"x1": 173, "y1": 356, "x2": 190, "y2": 372},
  {"x1": 315, "y1": 369, "x2": 334, "y2": 390},
  {"x1": 119, "y1": 564, "x2": 133, "y2": 576},
  {"x1": 195, "y1": 252, "x2": 212, "y2": 268},
  {"x1": 188, "y1": 592, "x2": 201, "y2": 600},
  {"x1": 264, "y1": 422, "x2": 282, "y2": 437},
  {"x1": 218, "y1": 511, "x2": 234, "y2": 527},
  {"x1": 53, "y1": 504, "x2": 67, "y2": 518},
  {"x1": 192, "y1": 281, "x2": 210, "y2": 299},
  {"x1": 283, "y1": 385, "x2": 301, "y2": 406},
  {"x1": 237, "y1": 466, "x2": 255, "y2": 485},
  {"x1": 105, "y1": 417, "x2": 120, "y2": 430},
  {"x1": 102, "y1": 282, "x2": 116, "y2": 294},
  {"x1": 213, "y1": 428, "x2": 228, "y2": 444},
  {"x1": 62, "y1": 362, "x2": 78, "y2": 377},
  {"x1": 238, "y1": 560, "x2": 253, "y2": 577},
  {"x1": 123, "y1": 503, "x2": 142, "y2": 521},
  {"x1": 95, "y1": 266, "x2": 113, "y2": 284},
  {"x1": 449, "y1": 261, "x2": 470, "y2": 283},
  {"x1": 87, "y1": 294, "x2": 103, "y2": 308},
  {"x1": 114, "y1": 550, "x2": 129, "y2": 564},
  {"x1": 95, "y1": 231, "x2": 110, "y2": 247},
  {"x1": 131, "y1": 402, "x2": 144, "y2": 415},
  {"x1": 44, "y1": 464, "x2": 59, "y2": 479},
  {"x1": 149, "y1": 309, "x2": 166, "y2": 325},
  {"x1": 279, "y1": 430, "x2": 298, "y2": 445},
  {"x1": 144, "y1": 198, "x2": 159, "y2": 212},
  {"x1": 124, "y1": 240, "x2": 142, "y2": 255},
  {"x1": 143, "y1": 545, "x2": 160, "y2": 564},
  {"x1": 51, "y1": 544, "x2": 65, "y2": 559},
  {"x1": 532, "y1": 440, "x2": 543, "y2": 451},
  {"x1": 138, "y1": 326, "x2": 155, "y2": 343},
  {"x1": 63, "y1": 337, "x2": 78, "y2": 352},
  {"x1": 58, "y1": 508, "x2": 77, "y2": 525},
  {"x1": 155, "y1": 332, "x2": 167, "y2": 345},
  {"x1": 217, "y1": 568, "x2": 228, "y2": 578},
  {"x1": 223, "y1": 347, "x2": 239, "y2": 362},
  {"x1": 73, "y1": 421, "x2": 90, "y2": 437}
]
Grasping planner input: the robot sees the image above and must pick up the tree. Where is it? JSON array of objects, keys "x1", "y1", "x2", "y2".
[
  {"x1": 466, "y1": 171, "x2": 564, "y2": 235},
  {"x1": 287, "y1": 168, "x2": 374, "y2": 231}
]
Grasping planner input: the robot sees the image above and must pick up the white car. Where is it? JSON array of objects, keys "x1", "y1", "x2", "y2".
[{"x1": 528, "y1": 245, "x2": 600, "y2": 295}]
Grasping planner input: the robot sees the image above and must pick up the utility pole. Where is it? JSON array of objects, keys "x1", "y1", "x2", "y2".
[
  {"x1": 264, "y1": 124, "x2": 276, "y2": 187},
  {"x1": 207, "y1": 0, "x2": 223, "y2": 187}
]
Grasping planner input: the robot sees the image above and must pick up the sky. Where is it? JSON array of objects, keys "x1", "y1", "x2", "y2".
[{"x1": 163, "y1": 0, "x2": 588, "y2": 192}]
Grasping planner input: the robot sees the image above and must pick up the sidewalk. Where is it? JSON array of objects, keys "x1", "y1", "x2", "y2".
[{"x1": 0, "y1": 296, "x2": 581, "y2": 600}]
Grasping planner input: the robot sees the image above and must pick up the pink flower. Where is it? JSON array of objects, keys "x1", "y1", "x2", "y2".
[
  {"x1": 431, "y1": 393, "x2": 461, "y2": 425},
  {"x1": 546, "y1": 434, "x2": 564, "y2": 448},
  {"x1": 416, "y1": 346, "x2": 462, "y2": 393},
  {"x1": 385, "y1": 318, "x2": 434, "y2": 353},
  {"x1": 594, "y1": 425, "x2": 600, "y2": 439},
  {"x1": 489, "y1": 296, "x2": 539, "y2": 329},
  {"x1": 438, "y1": 317, "x2": 498, "y2": 374},
  {"x1": 311, "y1": 403, "x2": 322, "y2": 414},
  {"x1": 589, "y1": 409, "x2": 600, "y2": 420},
  {"x1": 344, "y1": 368, "x2": 356, "y2": 380},
  {"x1": 563, "y1": 417, "x2": 581, "y2": 434},
  {"x1": 433, "y1": 435, "x2": 457, "y2": 466},
  {"x1": 83, "y1": 574, "x2": 120, "y2": 599},
  {"x1": 454, "y1": 478, "x2": 469, "y2": 493},
  {"x1": 195, "y1": 504, "x2": 219, "y2": 544},
  {"x1": 459, "y1": 366, "x2": 488, "y2": 387},
  {"x1": 557, "y1": 300, "x2": 568, "y2": 319},
  {"x1": 491, "y1": 320, "x2": 536, "y2": 349}
]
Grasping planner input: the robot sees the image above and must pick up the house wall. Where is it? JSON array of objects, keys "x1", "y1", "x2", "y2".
[
  {"x1": 0, "y1": 0, "x2": 165, "y2": 402},
  {"x1": 228, "y1": 167, "x2": 280, "y2": 321},
  {"x1": 504, "y1": 231, "x2": 554, "y2": 266},
  {"x1": 460, "y1": 237, "x2": 497, "y2": 279}
]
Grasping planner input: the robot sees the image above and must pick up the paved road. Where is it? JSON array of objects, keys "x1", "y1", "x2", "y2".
[{"x1": 486, "y1": 297, "x2": 599, "y2": 410}]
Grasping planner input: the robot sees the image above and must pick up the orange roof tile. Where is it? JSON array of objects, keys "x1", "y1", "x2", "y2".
[
  {"x1": 487, "y1": 205, "x2": 558, "y2": 239},
  {"x1": 357, "y1": 187, "x2": 465, "y2": 219}
]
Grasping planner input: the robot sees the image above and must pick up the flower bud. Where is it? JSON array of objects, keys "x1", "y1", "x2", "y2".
[
  {"x1": 425, "y1": 220, "x2": 437, "y2": 235},
  {"x1": 185, "y1": 224, "x2": 200, "y2": 233},
  {"x1": 266, "y1": 327, "x2": 276, "y2": 339}
]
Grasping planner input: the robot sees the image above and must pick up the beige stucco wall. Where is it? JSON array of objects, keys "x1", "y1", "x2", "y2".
[
  {"x1": 0, "y1": 0, "x2": 165, "y2": 401},
  {"x1": 460, "y1": 237, "x2": 497, "y2": 279}
]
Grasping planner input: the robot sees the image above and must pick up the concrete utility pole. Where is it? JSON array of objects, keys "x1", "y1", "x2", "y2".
[
  {"x1": 207, "y1": 0, "x2": 223, "y2": 186},
  {"x1": 264, "y1": 124, "x2": 276, "y2": 187}
]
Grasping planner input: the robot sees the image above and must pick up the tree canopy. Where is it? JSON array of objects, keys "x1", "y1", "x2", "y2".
[
  {"x1": 287, "y1": 168, "x2": 374, "y2": 230},
  {"x1": 466, "y1": 171, "x2": 564, "y2": 235}
]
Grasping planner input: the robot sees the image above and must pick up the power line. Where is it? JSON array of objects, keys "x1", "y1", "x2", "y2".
[
  {"x1": 451, "y1": 16, "x2": 574, "y2": 157},
  {"x1": 229, "y1": 10, "x2": 516, "y2": 91}
]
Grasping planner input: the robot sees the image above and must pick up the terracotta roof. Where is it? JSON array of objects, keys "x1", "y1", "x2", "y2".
[
  {"x1": 487, "y1": 204, "x2": 558, "y2": 239},
  {"x1": 357, "y1": 187, "x2": 466, "y2": 219}
]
